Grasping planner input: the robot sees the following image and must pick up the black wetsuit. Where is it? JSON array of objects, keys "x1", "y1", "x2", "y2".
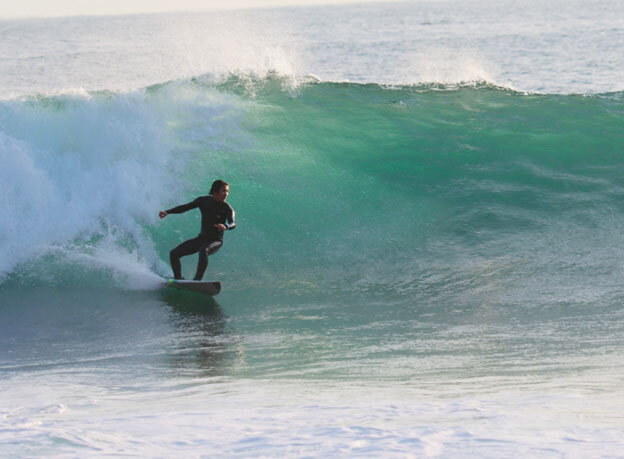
[{"x1": 166, "y1": 195, "x2": 236, "y2": 280}]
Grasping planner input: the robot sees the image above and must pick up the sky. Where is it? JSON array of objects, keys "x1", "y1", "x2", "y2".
[{"x1": 0, "y1": 0, "x2": 394, "y2": 19}]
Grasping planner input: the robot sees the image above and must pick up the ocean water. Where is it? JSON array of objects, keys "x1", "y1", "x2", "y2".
[{"x1": 1, "y1": 0, "x2": 624, "y2": 456}]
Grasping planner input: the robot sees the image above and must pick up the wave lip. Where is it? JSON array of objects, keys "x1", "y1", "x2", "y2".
[{"x1": 4, "y1": 68, "x2": 621, "y2": 102}]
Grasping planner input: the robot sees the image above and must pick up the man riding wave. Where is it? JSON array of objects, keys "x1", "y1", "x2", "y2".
[{"x1": 159, "y1": 179, "x2": 235, "y2": 280}]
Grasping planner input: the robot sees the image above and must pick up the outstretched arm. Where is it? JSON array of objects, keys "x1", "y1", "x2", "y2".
[{"x1": 159, "y1": 198, "x2": 200, "y2": 219}]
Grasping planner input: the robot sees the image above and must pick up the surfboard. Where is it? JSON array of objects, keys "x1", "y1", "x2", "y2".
[{"x1": 163, "y1": 278, "x2": 221, "y2": 296}]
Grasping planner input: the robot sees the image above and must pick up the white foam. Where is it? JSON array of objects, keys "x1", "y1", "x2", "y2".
[
  {"x1": 60, "y1": 232, "x2": 165, "y2": 290},
  {"x1": 2, "y1": 379, "x2": 624, "y2": 456},
  {"x1": 0, "y1": 86, "x2": 248, "y2": 281}
]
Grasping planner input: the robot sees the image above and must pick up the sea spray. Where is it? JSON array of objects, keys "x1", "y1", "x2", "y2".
[{"x1": 0, "y1": 84, "x2": 252, "y2": 282}]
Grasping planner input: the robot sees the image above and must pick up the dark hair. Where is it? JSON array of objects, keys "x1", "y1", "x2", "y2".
[{"x1": 210, "y1": 179, "x2": 229, "y2": 195}]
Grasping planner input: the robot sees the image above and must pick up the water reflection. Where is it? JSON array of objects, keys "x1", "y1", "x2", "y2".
[{"x1": 161, "y1": 290, "x2": 234, "y2": 378}]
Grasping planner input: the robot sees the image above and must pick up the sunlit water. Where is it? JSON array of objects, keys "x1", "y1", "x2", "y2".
[{"x1": 2, "y1": 0, "x2": 624, "y2": 456}]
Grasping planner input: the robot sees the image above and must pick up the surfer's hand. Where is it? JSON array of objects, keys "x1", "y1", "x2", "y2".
[
  {"x1": 159, "y1": 211, "x2": 167, "y2": 219},
  {"x1": 214, "y1": 223, "x2": 227, "y2": 231}
]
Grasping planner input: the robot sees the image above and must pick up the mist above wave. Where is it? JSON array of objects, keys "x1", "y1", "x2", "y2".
[{"x1": 2, "y1": 0, "x2": 624, "y2": 99}]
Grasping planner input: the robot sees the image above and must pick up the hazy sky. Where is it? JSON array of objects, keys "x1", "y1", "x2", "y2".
[{"x1": 1, "y1": 0, "x2": 393, "y2": 19}]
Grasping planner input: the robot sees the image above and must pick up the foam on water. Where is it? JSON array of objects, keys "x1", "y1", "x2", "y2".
[
  {"x1": 0, "y1": 85, "x2": 251, "y2": 283},
  {"x1": 2, "y1": 376, "x2": 623, "y2": 456},
  {"x1": 60, "y1": 233, "x2": 165, "y2": 290}
]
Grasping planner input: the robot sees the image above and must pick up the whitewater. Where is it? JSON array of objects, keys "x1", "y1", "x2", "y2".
[{"x1": 1, "y1": 0, "x2": 624, "y2": 456}]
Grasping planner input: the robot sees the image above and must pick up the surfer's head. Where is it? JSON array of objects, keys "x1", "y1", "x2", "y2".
[{"x1": 210, "y1": 179, "x2": 229, "y2": 202}]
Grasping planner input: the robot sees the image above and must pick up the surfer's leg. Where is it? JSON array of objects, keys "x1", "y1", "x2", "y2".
[
  {"x1": 170, "y1": 237, "x2": 202, "y2": 279},
  {"x1": 194, "y1": 241, "x2": 223, "y2": 281}
]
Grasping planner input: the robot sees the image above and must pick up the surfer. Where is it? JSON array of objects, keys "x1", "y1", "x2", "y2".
[{"x1": 159, "y1": 180, "x2": 235, "y2": 280}]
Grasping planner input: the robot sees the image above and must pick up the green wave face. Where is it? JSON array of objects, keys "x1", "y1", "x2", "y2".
[
  {"x1": 166, "y1": 81, "x2": 624, "y2": 296},
  {"x1": 2, "y1": 79, "x2": 624, "y2": 301}
]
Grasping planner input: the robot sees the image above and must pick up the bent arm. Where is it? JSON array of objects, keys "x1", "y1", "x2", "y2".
[{"x1": 225, "y1": 207, "x2": 236, "y2": 230}]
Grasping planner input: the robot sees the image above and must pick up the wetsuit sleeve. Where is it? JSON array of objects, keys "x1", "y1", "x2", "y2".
[
  {"x1": 225, "y1": 206, "x2": 236, "y2": 230},
  {"x1": 166, "y1": 198, "x2": 200, "y2": 214}
]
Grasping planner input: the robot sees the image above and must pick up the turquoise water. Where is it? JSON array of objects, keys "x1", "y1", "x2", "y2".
[
  {"x1": 2, "y1": 77, "x2": 624, "y2": 456},
  {"x1": 2, "y1": 2, "x2": 624, "y2": 456}
]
